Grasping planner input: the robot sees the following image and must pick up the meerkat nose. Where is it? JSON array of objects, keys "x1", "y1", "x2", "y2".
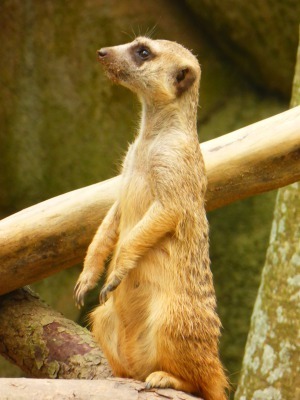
[{"x1": 97, "y1": 48, "x2": 108, "y2": 58}]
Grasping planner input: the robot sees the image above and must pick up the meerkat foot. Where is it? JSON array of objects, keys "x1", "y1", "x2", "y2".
[{"x1": 145, "y1": 371, "x2": 196, "y2": 394}]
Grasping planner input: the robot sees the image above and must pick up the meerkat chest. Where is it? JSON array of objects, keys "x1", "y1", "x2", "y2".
[{"x1": 119, "y1": 140, "x2": 153, "y2": 229}]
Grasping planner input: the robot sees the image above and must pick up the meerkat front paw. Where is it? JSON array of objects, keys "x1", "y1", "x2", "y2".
[
  {"x1": 99, "y1": 273, "x2": 122, "y2": 305},
  {"x1": 74, "y1": 270, "x2": 98, "y2": 309}
]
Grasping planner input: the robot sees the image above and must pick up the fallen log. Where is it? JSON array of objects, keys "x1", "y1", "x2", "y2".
[
  {"x1": 0, "y1": 106, "x2": 299, "y2": 295},
  {"x1": 0, "y1": 378, "x2": 198, "y2": 400},
  {"x1": 0, "y1": 287, "x2": 112, "y2": 379}
]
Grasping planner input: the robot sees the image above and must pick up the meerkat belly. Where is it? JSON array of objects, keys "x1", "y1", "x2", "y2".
[
  {"x1": 114, "y1": 238, "x2": 173, "y2": 378},
  {"x1": 114, "y1": 235, "x2": 171, "y2": 313}
]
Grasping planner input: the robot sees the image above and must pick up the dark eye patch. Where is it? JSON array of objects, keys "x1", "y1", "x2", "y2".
[
  {"x1": 130, "y1": 43, "x2": 155, "y2": 66},
  {"x1": 137, "y1": 46, "x2": 151, "y2": 60}
]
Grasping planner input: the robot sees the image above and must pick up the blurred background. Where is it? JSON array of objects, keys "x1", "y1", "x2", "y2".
[{"x1": 0, "y1": 0, "x2": 299, "y2": 394}]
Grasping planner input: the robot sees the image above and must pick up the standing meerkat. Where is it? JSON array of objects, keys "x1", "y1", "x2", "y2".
[{"x1": 74, "y1": 37, "x2": 228, "y2": 400}]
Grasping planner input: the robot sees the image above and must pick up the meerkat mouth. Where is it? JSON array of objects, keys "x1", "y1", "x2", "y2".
[
  {"x1": 105, "y1": 66, "x2": 130, "y2": 84},
  {"x1": 98, "y1": 61, "x2": 130, "y2": 83}
]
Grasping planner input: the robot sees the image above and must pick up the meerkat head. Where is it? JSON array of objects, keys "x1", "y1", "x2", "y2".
[{"x1": 97, "y1": 37, "x2": 201, "y2": 105}]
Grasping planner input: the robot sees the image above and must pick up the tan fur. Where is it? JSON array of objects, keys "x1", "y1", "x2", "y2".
[{"x1": 74, "y1": 37, "x2": 228, "y2": 400}]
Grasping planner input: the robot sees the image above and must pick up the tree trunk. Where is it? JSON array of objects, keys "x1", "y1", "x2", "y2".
[
  {"x1": 0, "y1": 107, "x2": 299, "y2": 296},
  {"x1": 234, "y1": 31, "x2": 300, "y2": 400},
  {"x1": 0, "y1": 287, "x2": 112, "y2": 379},
  {"x1": 0, "y1": 378, "x2": 198, "y2": 400},
  {"x1": 234, "y1": 186, "x2": 300, "y2": 400}
]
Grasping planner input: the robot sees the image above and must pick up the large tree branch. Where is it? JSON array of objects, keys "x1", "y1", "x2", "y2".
[
  {"x1": 0, "y1": 107, "x2": 299, "y2": 295},
  {"x1": 0, "y1": 287, "x2": 112, "y2": 379},
  {"x1": 0, "y1": 378, "x2": 198, "y2": 400}
]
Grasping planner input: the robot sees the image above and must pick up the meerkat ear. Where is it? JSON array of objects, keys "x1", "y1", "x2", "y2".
[{"x1": 175, "y1": 67, "x2": 196, "y2": 96}]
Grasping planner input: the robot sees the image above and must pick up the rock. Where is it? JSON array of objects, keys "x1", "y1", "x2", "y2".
[{"x1": 186, "y1": 0, "x2": 300, "y2": 97}]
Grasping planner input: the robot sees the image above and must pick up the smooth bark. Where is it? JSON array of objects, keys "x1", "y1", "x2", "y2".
[
  {"x1": 0, "y1": 378, "x2": 198, "y2": 400},
  {"x1": 0, "y1": 107, "x2": 299, "y2": 296}
]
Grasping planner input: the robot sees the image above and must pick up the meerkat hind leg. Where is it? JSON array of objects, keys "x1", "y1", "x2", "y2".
[
  {"x1": 91, "y1": 299, "x2": 129, "y2": 378},
  {"x1": 145, "y1": 371, "x2": 197, "y2": 394}
]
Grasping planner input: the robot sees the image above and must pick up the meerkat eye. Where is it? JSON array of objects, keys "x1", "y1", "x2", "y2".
[{"x1": 137, "y1": 47, "x2": 151, "y2": 60}]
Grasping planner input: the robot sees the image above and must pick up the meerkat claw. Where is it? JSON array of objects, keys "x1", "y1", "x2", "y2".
[
  {"x1": 99, "y1": 285, "x2": 110, "y2": 305},
  {"x1": 73, "y1": 281, "x2": 87, "y2": 309},
  {"x1": 99, "y1": 276, "x2": 122, "y2": 305},
  {"x1": 73, "y1": 283, "x2": 80, "y2": 308}
]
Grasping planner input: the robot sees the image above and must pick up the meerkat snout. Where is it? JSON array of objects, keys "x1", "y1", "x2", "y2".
[{"x1": 97, "y1": 48, "x2": 108, "y2": 58}]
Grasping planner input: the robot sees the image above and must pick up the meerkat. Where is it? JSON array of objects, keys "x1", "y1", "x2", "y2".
[{"x1": 74, "y1": 37, "x2": 228, "y2": 400}]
